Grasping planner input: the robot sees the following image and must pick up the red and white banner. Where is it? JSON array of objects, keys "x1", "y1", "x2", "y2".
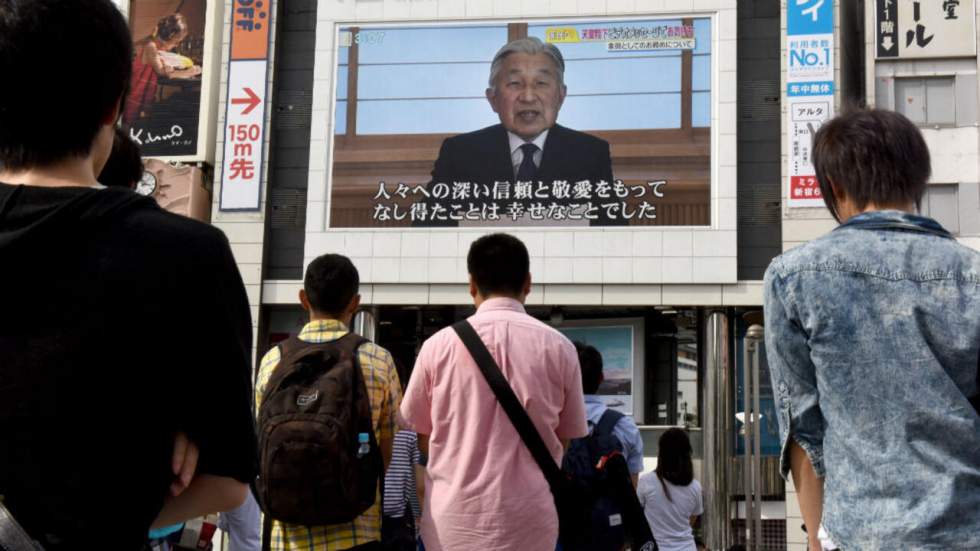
[{"x1": 219, "y1": 0, "x2": 272, "y2": 211}]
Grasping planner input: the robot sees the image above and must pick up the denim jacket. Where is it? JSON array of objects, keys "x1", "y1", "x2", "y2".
[{"x1": 763, "y1": 211, "x2": 980, "y2": 550}]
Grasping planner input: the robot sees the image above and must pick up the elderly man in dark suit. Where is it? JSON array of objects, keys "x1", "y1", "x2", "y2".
[{"x1": 420, "y1": 37, "x2": 621, "y2": 227}]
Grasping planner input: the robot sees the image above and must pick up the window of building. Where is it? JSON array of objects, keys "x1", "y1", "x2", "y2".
[
  {"x1": 921, "y1": 183, "x2": 960, "y2": 235},
  {"x1": 894, "y1": 77, "x2": 956, "y2": 126}
]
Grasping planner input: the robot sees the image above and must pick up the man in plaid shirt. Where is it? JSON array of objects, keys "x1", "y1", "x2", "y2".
[{"x1": 255, "y1": 254, "x2": 402, "y2": 551}]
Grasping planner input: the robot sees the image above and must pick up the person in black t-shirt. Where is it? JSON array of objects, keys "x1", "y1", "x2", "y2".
[
  {"x1": 99, "y1": 127, "x2": 145, "y2": 190},
  {"x1": 0, "y1": 1, "x2": 258, "y2": 549}
]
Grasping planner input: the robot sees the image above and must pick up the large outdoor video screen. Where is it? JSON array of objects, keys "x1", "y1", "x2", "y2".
[{"x1": 328, "y1": 17, "x2": 712, "y2": 228}]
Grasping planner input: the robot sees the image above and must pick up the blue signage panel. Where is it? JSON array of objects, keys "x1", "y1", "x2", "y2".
[
  {"x1": 787, "y1": 80, "x2": 834, "y2": 96},
  {"x1": 787, "y1": 0, "x2": 833, "y2": 35}
]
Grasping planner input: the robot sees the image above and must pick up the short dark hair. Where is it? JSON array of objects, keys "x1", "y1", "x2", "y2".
[
  {"x1": 304, "y1": 254, "x2": 359, "y2": 317},
  {"x1": 812, "y1": 108, "x2": 930, "y2": 221},
  {"x1": 0, "y1": 0, "x2": 132, "y2": 171},
  {"x1": 575, "y1": 341, "x2": 603, "y2": 395},
  {"x1": 467, "y1": 233, "x2": 529, "y2": 297},
  {"x1": 99, "y1": 127, "x2": 143, "y2": 188}
]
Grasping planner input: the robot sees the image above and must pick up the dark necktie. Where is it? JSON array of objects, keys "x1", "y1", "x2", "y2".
[{"x1": 515, "y1": 142, "x2": 539, "y2": 182}]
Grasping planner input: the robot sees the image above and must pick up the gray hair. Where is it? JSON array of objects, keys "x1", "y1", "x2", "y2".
[{"x1": 487, "y1": 37, "x2": 566, "y2": 91}]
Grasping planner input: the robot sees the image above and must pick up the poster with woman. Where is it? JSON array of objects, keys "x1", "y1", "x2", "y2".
[
  {"x1": 560, "y1": 323, "x2": 639, "y2": 417},
  {"x1": 123, "y1": 0, "x2": 206, "y2": 157}
]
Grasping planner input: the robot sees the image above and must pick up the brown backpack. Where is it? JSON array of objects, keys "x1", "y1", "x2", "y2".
[{"x1": 255, "y1": 333, "x2": 381, "y2": 526}]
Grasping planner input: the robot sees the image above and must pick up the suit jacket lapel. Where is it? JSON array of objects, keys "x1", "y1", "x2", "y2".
[
  {"x1": 489, "y1": 124, "x2": 514, "y2": 184},
  {"x1": 536, "y1": 124, "x2": 564, "y2": 184}
]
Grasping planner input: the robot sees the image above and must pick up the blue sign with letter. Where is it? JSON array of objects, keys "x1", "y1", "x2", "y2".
[{"x1": 787, "y1": 0, "x2": 833, "y2": 35}]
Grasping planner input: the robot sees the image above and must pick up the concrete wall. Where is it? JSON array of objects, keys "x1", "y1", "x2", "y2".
[{"x1": 211, "y1": 0, "x2": 279, "y2": 363}]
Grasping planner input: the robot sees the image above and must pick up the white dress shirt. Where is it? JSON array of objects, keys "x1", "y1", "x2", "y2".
[{"x1": 507, "y1": 129, "x2": 549, "y2": 178}]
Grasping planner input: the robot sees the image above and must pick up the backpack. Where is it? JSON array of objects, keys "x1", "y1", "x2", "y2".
[
  {"x1": 560, "y1": 408, "x2": 628, "y2": 551},
  {"x1": 255, "y1": 333, "x2": 382, "y2": 526}
]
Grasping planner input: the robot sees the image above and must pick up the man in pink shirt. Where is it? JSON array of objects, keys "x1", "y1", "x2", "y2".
[{"x1": 400, "y1": 233, "x2": 588, "y2": 551}]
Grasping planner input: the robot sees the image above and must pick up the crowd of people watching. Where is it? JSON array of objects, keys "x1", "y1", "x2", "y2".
[{"x1": 1, "y1": 1, "x2": 977, "y2": 551}]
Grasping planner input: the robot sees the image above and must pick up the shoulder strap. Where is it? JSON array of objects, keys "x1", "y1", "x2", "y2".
[
  {"x1": 261, "y1": 513, "x2": 271, "y2": 551},
  {"x1": 262, "y1": 333, "x2": 367, "y2": 401},
  {"x1": 276, "y1": 335, "x2": 306, "y2": 360},
  {"x1": 262, "y1": 336, "x2": 314, "y2": 396},
  {"x1": 595, "y1": 408, "x2": 624, "y2": 437},
  {"x1": 333, "y1": 332, "x2": 369, "y2": 357},
  {"x1": 451, "y1": 321, "x2": 564, "y2": 486}
]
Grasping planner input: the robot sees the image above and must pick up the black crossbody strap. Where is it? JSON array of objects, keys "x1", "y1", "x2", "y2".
[
  {"x1": 261, "y1": 513, "x2": 271, "y2": 551},
  {"x1": 451, "y1": 321, "x2": 564, "y2": 485}
]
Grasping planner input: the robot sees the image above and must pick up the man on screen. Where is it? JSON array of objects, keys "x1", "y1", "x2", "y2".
[{"x1": 421, "y1": 37, "x2": 621, "y2": 227}]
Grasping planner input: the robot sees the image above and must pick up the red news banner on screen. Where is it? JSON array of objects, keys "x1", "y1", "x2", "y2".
[{"x1": 219, "y1": 0, "x2": 272, "y2": 211}]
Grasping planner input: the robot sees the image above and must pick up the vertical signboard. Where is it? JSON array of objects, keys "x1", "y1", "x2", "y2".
[
  {"x1": 786, "y1": 0, "x2": 834, "y2": 208},
  {"x1": 123, "y1": 0, "x2": 208, "y2": 158},
  {"x1": 877, "y1": 0, "x2": 977, "y2": 59},
  {"x1": 219, "y1": 0, "x2": 272, "y2": 211}
]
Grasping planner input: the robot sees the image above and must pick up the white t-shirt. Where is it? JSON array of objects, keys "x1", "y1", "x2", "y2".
[{"x1": 637, "y1": 474, "x2": 703, "y2": 551}]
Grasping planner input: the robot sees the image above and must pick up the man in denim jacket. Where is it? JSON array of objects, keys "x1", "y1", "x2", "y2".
[{"x1": 764, "y1": 108, "x2": 980, "y2": 550}]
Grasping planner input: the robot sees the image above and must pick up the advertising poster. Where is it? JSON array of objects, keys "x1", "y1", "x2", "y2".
[
  {"x1": 123, "y1": 0, "x2": 207, "y2": 157},
  {"x1": 786, "y1": 0, "x2": 835, "y2": 208},
  {"x1": 876, "y1": 0, "x2": 977, "y2": 59},
  {"x1": 328, "y1": 17, "x2": 713, "y2": 228},
  {"x1": 560, "y1": 325, "x2": 635, "y2": 417}
]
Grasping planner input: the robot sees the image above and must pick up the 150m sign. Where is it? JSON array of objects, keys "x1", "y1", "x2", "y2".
[{"x1": 219, "y1": 0, "x2": 272, "y2": 211}]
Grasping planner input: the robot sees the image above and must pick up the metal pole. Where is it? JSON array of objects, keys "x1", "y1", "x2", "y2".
[
  {"x1": 742, "y1": 334, "x2": 752, "y2": 550},
  {"x1": 743, "y1": 325, "x2": 764, "y2": 551},
  {"x1": 703, "y1": 311, "x2": 731, "y2": 551},
  {"x1": 352, "y1": 307, "x2": 378, "y2": 342},
  {"x1": 748, "y1": 324, "x2": 765, "y2": 551}
]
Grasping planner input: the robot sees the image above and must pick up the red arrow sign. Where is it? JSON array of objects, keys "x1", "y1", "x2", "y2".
[{"x1": 231, "y1": 87, "x2": 261, "y2": 115}]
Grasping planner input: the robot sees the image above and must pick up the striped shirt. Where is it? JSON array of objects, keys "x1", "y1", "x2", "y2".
[
  {"x1": 255, "y1": 319, "x2": 402, "y2": 551},
  {"x1": 382, "y1": 430, "x2": 422, "y2": 519}
]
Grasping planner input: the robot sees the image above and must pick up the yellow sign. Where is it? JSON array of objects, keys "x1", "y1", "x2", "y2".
[{"x1": 545, "y1": 27, "x2": 580, "y2": 43}]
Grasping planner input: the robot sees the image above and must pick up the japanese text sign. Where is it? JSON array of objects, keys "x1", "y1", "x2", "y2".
[
  {"x1": 787, "y1": 0, "x2": 835, "y2": 208},
  {"x1": 220, "y1": 0, "x2": 272, "y2": 211},
  {"x1": 877, "y1": 0, "x2": 977, "y2": 58},
  {"x1": 788, "y1": 0, "x2": 833, "y2": 35}
]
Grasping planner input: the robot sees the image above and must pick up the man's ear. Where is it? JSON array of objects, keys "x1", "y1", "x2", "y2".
[
  {"x1": 829, "y1": 178, "x2": 845, "y2": 202},
  {"x1": 522, "y1": 272, "x2": 532, "y2": 298},
  {"x1": 299, "y1": 289, "x2": 312, "y2": 313},
  {"x1": 469, "y1": 275, "x2": 479, "y2": 299},
  {"x1": 346, "y1": 293, "x2": 361, "y2": 317},
  {"x1": 557, "y1": 84, "x2": 567, "y2": 108},
  {"x1": 485, "y1": 87, "x2": 499, "y2": 114},
  {"x1": 102, "y1": 97, "x2": 123, "y2": 125}
]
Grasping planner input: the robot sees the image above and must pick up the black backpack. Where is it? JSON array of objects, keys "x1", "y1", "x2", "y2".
[
  {"x1": 255, "y1": 334, "x2": 382, "y2": 526},
  {"x1": 561, "y1": 409, "x2": 629, "y2": 551}
]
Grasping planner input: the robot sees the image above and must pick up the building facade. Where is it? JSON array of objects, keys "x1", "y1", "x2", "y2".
[{"x1": 112, "y1": 0, "x2": 979, "y2": 549}]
